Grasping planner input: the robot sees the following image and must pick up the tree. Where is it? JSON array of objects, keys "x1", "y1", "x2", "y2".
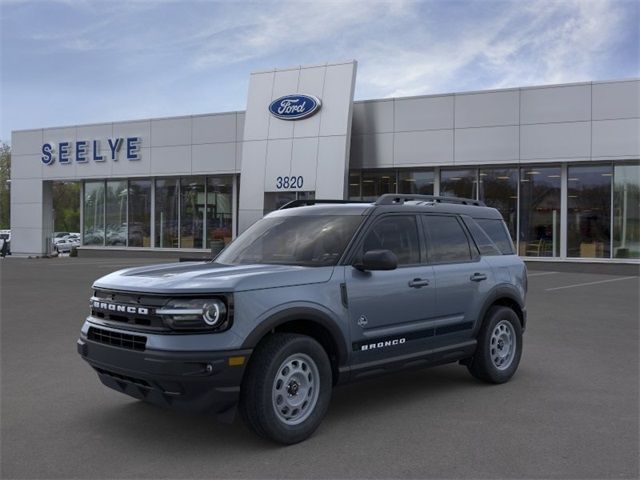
[{"x1": 0, "y1": 142, "x2": 10, "y2": 229}]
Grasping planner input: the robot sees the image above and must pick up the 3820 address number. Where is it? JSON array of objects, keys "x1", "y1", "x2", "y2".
[{"x1": 276, "y1": 176, "x2": 304, "y2": 189}]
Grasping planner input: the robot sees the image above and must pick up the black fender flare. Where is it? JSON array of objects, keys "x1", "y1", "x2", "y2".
[
  {"x1": 241, "y1": 306, "x2": 350, "y2": 366},
  {"x1": 473, "y1": 284, "x2": 526, "y2": 336}
]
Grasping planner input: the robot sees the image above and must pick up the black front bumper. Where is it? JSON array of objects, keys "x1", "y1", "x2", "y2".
[{"x1": 77, "y1": 336, "x2": 251, "y2": 419}]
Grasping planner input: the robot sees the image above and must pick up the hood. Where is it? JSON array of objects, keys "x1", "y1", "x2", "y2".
[{"x1": 92, "y1": 261, "x2": 334, "y2": 294}]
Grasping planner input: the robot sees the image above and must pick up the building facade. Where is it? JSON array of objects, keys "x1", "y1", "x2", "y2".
[{"x1": 10, "y1": 60, "x2": 640, "y2": 262}]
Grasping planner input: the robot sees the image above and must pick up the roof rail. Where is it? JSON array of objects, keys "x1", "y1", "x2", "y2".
[
  {"x1": 374, "y1": 194, "x2": 486, "y2": 207},
  {"x1": 279, "y1": 199, "x2": 369, "y2": 210}
]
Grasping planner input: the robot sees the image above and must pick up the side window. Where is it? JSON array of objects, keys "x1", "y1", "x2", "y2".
[
  {"x1": 463, "y1": 218, "x2": 502, "y2": 256},
  {"x1": 361, "y1": 216, "x2": 420, "y2": 265},
  {"x1": 476, "y1": 218, "x2": 515, "y2": 255},
  {"x1": 423, "y1": 215, "x2": 472, "y2": 263}
]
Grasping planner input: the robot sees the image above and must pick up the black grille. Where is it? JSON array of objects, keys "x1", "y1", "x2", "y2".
[
  {"x1": 90, "y1": 289, "x2": 168, "y2": 331},
  {"x1": 94, "y1": 367, "x2": 150, "y2": 387},
  {"x1": 88, "y1": 327, "x2": 147, "y2": 351}
]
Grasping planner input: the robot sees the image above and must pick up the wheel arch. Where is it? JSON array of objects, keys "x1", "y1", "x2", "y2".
[
  {"x1": 475, "y1": 285, "x2": 526, "y2": 336},
  {"x1": 241, "y1": 307, "x2": 349, "y2": 385}
]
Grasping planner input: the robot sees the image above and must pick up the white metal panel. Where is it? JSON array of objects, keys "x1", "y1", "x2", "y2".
[
  {"x1": 290, "y1": 137, "x2": 319, "y2": 190},
  {"x1": 8, "y1": 227, "x2": 44, "y2": 255},
  {"x1": 264, "y1": 139, "x2": 292, "y2": 191},
  {"x1": 350, "y1": 133, "x2": 393, "y2": 168},
  {"x1": 316, "y1": 135, "x2": 349, "y2": 198},
  {"x1": 455, "y1": 126, "x2": 518, "y2": 163},
  {"x1": 8, "y1": 178, "x2": 42, "y2": 204},
  {"x1": 592, "y1": 81, "x2": 640, "y2": 120},
  {"x1": 521, "y1": 85, "x2": 591, "y2": 124},
  {"x1": 293, "y1": 66, "x2": 325, "y2": 138},
  {"x1": 455, "y1": 90, "x2": 519, "y2": 127},
  {"x1": 110, "y1": 148, "x2": 152, "y2": 177},
  {"x1": 238, "y1": 140, "x2": 268, "y2": 211},
  {"x1": 192, "y1": 114, "x2": 237, "y2": 144},
  {"x1": 9, "y1": 202, "x2": 43, "y2": 229},
  {"x1": 151, "y1": 117, "x2": 191, "y2": 147},
  {"x1": 235, "y1": 141, "x2": 243, "y2": 171},
  {"x1": 319, "y1": 62, "x2": 357, "y2": 137},
  {"x1": 592, "y1": 118, "x2": 640, "y2": 158},
  {"x1": 268, "y1": 68, "x2": 300, "y2": 139},
  {"x1": 521, "y1": 122, "x2": 590, "y2": 160},
  {"x1": 192, "y1": 142, "x2": 236, "y2": 173},
  {"x1": 150, "y1": 145, "x2": 191, "y2": 174},
  {"x1": 243, "y1": 72, "x2": 275, "y2": 141},
  {"x1": 11, "y1": 129, "x2": 43, "y2": 156},
  {"x1": 236, "y1": 113, "x2": 245, "y2": 141},
  {"x1": 10, "y1": 154, "x2": 42, "y2": 180},
  {"x1": 394, "y1": 129, "x2": 453, "y2": 165},
  {"x1": 113, "y1": 120, "x2": 151, "y2": 143},
  {"x1": 352, "y1": 100, "x2": 394, "y2": 135},
  {"x1": 394, "y1": 95, "x2": 453, "y2": 131}
]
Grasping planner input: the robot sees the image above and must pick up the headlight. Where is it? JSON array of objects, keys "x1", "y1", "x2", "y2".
[{"x1": 156, "y1": 298, "x2": 229, "y2": 331}]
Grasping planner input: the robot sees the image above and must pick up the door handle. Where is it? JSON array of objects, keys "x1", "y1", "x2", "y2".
[
  {"x1": 470, "y1": 272, "x2": 487, "y2": 282},
  {"x1": 408, "y1": 278, "x2": 430, "y2": 288}
]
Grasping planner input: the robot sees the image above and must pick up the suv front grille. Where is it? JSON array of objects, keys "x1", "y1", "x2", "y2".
[
  {"x1": 90, "y1": 290, "x2": 169, "y2": 331},
  {"x1": 88, "y1": 326, "x2": 147, "y2": 351}
]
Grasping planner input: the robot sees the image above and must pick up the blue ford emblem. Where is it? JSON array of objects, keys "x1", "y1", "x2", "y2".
[{"x1": 269, "y1": 94, "x2": 321, "y2": 120}]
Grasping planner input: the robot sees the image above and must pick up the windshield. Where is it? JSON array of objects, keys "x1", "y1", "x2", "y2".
[{"x1": 216, "y1": 215, "x2": 363, "y2": 266}]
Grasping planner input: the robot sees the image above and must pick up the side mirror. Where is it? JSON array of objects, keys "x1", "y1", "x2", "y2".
[{"x1": 354, "y1": 249, "x2": 398, "y2": 271}]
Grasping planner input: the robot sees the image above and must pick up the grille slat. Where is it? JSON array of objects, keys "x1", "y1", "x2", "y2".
[
  {"x1": 90, "y1": 289, "x2": 168, "y2": 331},
  {"x1": 88, "y1": 327, "x2": 147, "y2": 351}
]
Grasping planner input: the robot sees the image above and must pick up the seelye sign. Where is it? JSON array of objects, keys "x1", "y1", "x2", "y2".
[
  {"x1": 41, "y1": 137, "x2": 141, "y2": 165},
  {"x1": 268, "y1": 94, "x2": 321, "y2": 120}
]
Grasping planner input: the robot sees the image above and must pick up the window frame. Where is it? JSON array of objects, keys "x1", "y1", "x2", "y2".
[{"x1": 346, "y1": 213, "x2": 426, "y2": 268}]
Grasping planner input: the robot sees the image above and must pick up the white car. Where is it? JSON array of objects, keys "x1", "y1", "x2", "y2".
[{"x1": 55, "y1": 238, "x2": 80, "y2": 253}]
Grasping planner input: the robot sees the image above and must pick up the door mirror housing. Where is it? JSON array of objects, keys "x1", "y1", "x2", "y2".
[{"x1": 354, "y1": 249, "x2": 398, "y2": 271}]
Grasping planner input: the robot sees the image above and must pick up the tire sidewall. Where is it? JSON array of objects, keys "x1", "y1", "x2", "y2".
[
  {"x1": 259, "y1": 336, "x2": 332, "y2": 443},
  {"x1": 478, "y1": 307, "x2": 523, "y2": 383}
]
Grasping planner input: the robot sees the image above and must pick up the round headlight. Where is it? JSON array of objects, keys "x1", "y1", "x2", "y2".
[{"x1": 202, "y1": 300, "x2": 226, "y2": 326}]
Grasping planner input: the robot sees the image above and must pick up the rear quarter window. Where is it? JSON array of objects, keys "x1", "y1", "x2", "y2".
[{"x1": 475, "y1": 218, "x2": 515, "y2": 255}]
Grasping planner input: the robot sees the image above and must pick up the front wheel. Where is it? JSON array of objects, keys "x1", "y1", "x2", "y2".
[
  {"x1": 239, "y1": 333, "x2": 332, "y2": 444},
  {"x1": 467, "y1": 306, "x2": 523, "y2": 384}
]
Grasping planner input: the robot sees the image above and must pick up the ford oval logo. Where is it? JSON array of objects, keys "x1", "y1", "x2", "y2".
[{"x1": 269, "y1": 94, "x2": 321, "y2": 120}]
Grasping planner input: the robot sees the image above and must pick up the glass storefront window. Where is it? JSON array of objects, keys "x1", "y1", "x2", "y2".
[
  {"x1": 613, "y1": 163, "x2": 640, "y2": 259},
  {"x1": 180, "y1": 177, "x2": 205, "y2": 249},
  {"x1": 348, "y1": 172, "x2": 361, "y2": 200},
  {"x1": 398, "y1": 170, "x2": 434, "y2": 195},
  {"x1": 440, "y1": 169, "x2": 477, "y2": 199},
  {"x1": 263, "y1": 191, "x2": 315, "y2": 215},
  {"x1": 155, "y1": 178, "x2": 179, "y2": 248},
  {"x1": 105, "y1": 180, "x2": 127, "y2": 246},
  {"x1": 519, "y1": 166, "x2": 561, "y2": 257},
  {"x1": 206, "y1": 176, "x2": 233, "y2": 253},
  {"x1": 361, "y1": 170, "x2": 396, "y2": 201},
  {"x1": 83, "y1": 181, "x2": 105, "y2": 246},
  {"x1": 128, "y1": 179, "x2": 151, "y2": 247},
  {"x1": 479, "y1": 168, "x2": 518, "y2": 241},
  {"x1": 567, "y1": 164, "x2": 612, "y2": 258}
]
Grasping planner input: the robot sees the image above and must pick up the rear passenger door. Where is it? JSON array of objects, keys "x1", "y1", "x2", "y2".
[{"x1": 421, "y1": 214, "x2": 493, "y2": 339}]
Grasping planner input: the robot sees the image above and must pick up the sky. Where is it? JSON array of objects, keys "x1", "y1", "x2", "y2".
[{"x1": 1, "y1": 0, "x2": 638, "y2": 143}]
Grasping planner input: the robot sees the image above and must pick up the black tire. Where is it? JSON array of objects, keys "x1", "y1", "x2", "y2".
[
  {"x1": 467, "y1": 306, "x2": 523, "y2": 384},
  {"x1": 239, "y1": 333, "x2": 332, "y2": 444}
]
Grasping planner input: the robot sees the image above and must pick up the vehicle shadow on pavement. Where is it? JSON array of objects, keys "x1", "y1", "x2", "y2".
[{"x1": 78, "y1": 363, "x2": 502, "y2": 449}]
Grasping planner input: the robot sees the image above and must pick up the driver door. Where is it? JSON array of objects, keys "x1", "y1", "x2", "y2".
[{"x1": 345, "y1": 214, "x2": 436, "y2": 363}]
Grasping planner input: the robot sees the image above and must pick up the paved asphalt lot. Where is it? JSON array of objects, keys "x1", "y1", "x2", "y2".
[{"x1": 1, "y1": 257, "x2": 638, "y2": 479}]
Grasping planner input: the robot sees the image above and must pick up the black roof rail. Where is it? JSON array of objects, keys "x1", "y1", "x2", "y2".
[
  {"x1": 374, "y1": 194, "x2": 486, "y2": 207},
  {"x1": 279, "y1": 199, "x2": 369, "y2": 210}
]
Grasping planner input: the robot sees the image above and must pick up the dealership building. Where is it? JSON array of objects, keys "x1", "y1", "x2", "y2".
[{"x1": 10, "y1": 60, "x2": 640, "y2": 262}]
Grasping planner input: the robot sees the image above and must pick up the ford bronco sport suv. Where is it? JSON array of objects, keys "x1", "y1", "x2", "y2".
[{"x1": 78, "y1": 194, "x2": 527, "y2": 444}]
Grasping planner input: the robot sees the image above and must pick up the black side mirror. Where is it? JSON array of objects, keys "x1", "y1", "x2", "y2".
[{"x1": 354, "y1": 249, "x2": 398, "y2": 271}]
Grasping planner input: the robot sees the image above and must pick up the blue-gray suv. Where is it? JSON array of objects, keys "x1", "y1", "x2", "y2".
[{"x1": 78, "y1": 194, "x2": 527, "y2": 444}]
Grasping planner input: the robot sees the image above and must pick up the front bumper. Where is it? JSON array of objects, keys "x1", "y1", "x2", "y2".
[{"x1": 77, "y1": 329, "x2": 251, "y2": 419}]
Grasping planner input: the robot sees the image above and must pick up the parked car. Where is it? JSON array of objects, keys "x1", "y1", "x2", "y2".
[
  {"x1": 78, "y1": 194, "x2": 527, "y2": 444},
  {"x1": 55, "y1": 237, "x2": 81, "y2": 253},
  {"x1": 0, "y1": 230, "x2": 10, "y2": 255}
]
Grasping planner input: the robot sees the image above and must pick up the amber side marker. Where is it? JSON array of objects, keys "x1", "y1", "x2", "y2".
[{"x1": 228, "y1": 356, "x2": 246, "y2": 366}]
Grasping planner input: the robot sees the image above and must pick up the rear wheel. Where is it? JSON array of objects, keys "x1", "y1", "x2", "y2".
[
  {"x1": 239, "y1": 333, "x2": 332, "y2": 444},
  {"x1": 467, "y1": 306, "x2": 522, "y2": 384}
]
